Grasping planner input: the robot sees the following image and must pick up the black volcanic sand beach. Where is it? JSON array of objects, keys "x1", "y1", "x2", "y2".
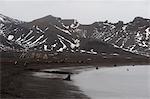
[
  {"x1": 1, "y1": 57, "x2": 150, "y2": 99},
  {"x1": 1, "y1": 64, "x2": 91, "y2": 99}
]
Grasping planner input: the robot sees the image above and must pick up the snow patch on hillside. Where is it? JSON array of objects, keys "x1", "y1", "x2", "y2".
[
  {"x1": 57, "y1": 36, "x2": 67, "y2": 52},
  {"x1": 145, "y1": 27, "x2": 150, "y2": 40},
  {"x1": 54, "y1": 25, "x2": 71, "y2": 35},
  {"x1": 57, "y1": 35, "x2": 80, "y2": 49},
  {"x1": 8, "y1": 35, "x2": 14, "y2": 40}
]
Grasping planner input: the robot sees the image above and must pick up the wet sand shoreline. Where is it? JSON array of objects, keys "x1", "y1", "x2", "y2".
[{"x1": 1, "y1": 63, "x2": 92, "y2": 99}]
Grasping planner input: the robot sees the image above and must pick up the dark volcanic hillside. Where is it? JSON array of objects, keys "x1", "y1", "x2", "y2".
[
  {"x1": 77, "y1": 17, "x2": 150, "y2": 56},
  {"x1": 0, "y1": 14, "x2": 150, "y2": 63}
]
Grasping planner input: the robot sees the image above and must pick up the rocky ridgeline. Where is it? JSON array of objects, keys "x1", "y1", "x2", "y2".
[{"x1": 0, "y1": 14, "x2": 150, "y2": 58}]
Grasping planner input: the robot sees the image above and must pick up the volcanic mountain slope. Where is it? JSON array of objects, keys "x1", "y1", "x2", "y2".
[
  {"x1": 77, "y1": 17, "x2": 150, "y2": 56},
  {"x1": 0, "y1": 14, "x2": 24, "y2": 50},
  {"x1": 0, "y1": 14, "x2": 149, "y2": 60},
  {"x1": 0, "y1": 14, "x2": 81, "y2": 52}
]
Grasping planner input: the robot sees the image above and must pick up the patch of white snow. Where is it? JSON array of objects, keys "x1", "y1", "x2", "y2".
[{"x1": 7, "y1": 35, "x2": 14, "y2": 40}]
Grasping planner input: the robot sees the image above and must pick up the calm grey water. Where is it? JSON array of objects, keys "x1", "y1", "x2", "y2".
[{"x1": 73, "y1": 65, "x2": 150, "y2": 99}]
